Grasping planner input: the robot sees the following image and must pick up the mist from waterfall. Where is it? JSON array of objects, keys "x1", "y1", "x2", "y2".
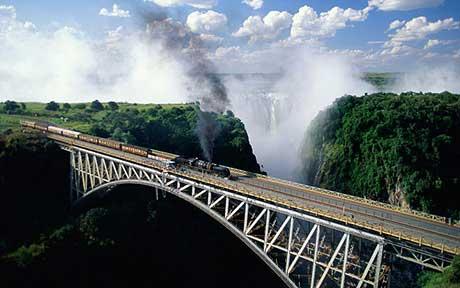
[{"x1": 224, "y1": 51, "x2": 375, "y2": 180}]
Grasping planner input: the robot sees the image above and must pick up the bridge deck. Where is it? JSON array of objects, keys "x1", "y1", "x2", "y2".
[{"x1": 47, "y1": 133, "x2": 460, "y2": 255}]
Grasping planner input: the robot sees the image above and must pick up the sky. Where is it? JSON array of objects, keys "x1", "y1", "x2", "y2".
[{"x1": 0, "y1": 0, "x2": 459, "y2": 73}]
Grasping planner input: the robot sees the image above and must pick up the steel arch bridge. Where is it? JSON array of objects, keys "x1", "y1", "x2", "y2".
[{"x1": 67, "y1": 145, "x2": 388, "y2": 288}]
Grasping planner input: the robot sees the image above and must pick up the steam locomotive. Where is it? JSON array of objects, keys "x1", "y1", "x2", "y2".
[
  {"x1": 20, "y1": 120, "x2": 231, "y2": 178},
  {"x1": 172, "y1": 157, "x2": 231, "y2": 178}
]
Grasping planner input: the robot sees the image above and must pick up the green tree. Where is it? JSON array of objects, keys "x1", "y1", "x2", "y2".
[
  {"x1": 418, "y1": 256, "x2": 460, "y2": 287},
  {"x1": 90, "y1": 100, "x2": 104, "y2": 111},
  {"x1": 107, "y1": 101, "x2": 119, "y2": 110},
  {"x1": 7, "y1": 243, "x2": 46, "y2": 268},
  {"x1": 3, "y1": 101, "x2": 21, "y2": 114},
  {"x1": 73, "y1": 103, "x2": 86, "y2": 109},
  {"x1": 301, "y1": 92, "x2": 460, "y2": 218},
  {"x1": 62, "y1": 103, "x2": 71, "y2": 110},
  {"x1": 45, "y1": 101, "x2": 60, "y2": 111}
]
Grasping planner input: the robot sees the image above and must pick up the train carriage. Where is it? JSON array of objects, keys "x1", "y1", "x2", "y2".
[
  {"x1": 34, "y1": 122, "x2": 49, "y2": 132},
  {"x1": 20, "y1": 120, "x2": 36, "y2": 129},
  {"x1": 78, "y1": 134, "x2": 99, "y2": 145},
  {"x1": 62, "y1": 129, "x2": 80, "y2": 139},
  {"x1": 121, "y1": 144, "x2": 148, "y2": 157},
  {"x1": 99, "y1": 138, "x2": 121, "y2": 150},
  {"x1": 48, "y1": 126, "x2": 65, "y2": 135}
]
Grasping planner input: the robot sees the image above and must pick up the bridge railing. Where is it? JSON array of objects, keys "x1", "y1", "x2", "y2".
[
  {"x1": 178, "y1": 168, "x2": 459, "y2": 255},
  {"x1": 228, "y1": 167, "x2": 449, "y2": 225}
]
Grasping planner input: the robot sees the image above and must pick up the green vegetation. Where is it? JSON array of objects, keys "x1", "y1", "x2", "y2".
[
  {"x1": 107, "y1": 101, "x2": 119, "y2": 110},
  {"x1": 362, "y1": 72, "x2": 400, "y2": 90},
  {"x1": 301, "y1": 92, "x2": 460, "y2": 219},
  {"x1": 90, "y1": 100, "x2": 104, "y2": 111},
  {"x1": 45, "y1": 101, "x2": 60, "y2": 111},
  {"x1": 0, "y1": 100, "x2": 260, "y2": 172},
  {"x1": 2, "y1": 100, "x2": 26, "y2": 115},
  {"x1": 418, "y1": 256, "x2": 460, "y2": 288}
]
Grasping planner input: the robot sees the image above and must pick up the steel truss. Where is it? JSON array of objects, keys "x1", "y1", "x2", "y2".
[
  {"x1": 67, "y1": 146, "x2": 387, "y2": 288},
  {"x1": 387, "y1": 241, "x2": 452, "y2": 271}
]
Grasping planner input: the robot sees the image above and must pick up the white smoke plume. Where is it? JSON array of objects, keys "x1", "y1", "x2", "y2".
[{"x1": 140, "y1": 14, "x2": 230, "y2": 161}]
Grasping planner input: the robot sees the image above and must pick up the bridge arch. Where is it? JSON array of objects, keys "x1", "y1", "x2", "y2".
[
  {"x1": 75, "y1": 179, "x2": 296, "y2": 288},
  {"x1": 67, "y1": 146, "x2": 386, "y2": 288}
]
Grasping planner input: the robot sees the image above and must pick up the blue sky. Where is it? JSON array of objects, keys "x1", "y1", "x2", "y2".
[{"x1": 1, "y1": 0, "x2": 460, "y2": 72}]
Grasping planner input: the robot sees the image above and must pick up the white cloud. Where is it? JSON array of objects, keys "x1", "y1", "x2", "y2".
[
  {"x1": 381, "y1": 44, "x2": 415, "y2": 56},
  {"x1": 0, "y1": 5, "x2": 37, "y2": 34},
  {"x1": 242, "y1": 0, "x2": 263, "y2": 10},
  {"x1": 389, "y1": 16, "x2": 459, "y2": 43},
  {"x1": 423, "y1": 39, "x2": 454, "y2": 49},
  {"x1": 387, "y1": 19, "x2": 405, "y2": 31},
  {"x1": 233, "y1": 11, "x2": 292, "y2": 43},
  {"x1": 214, "y1": 46, "x2": 242, "y2": 59},
  {"x1": 105, "y1": 26, "x2": 124, "y2": 47},
  {"x1": 99, "y1": 4, "x2": 130, "y2": 18},
  {"x1": 0, "y1": 5, "x2": 16, "y2": 21},
  {"x1": 145, "y1": 0, "x2": 216, "y2": 9},
  {"x1": 368, "y1": 40, "x2": 385, "y2": 44},
  {"x1": 290, "y1": 5, "x2": 370, "y2": 39},
  {"x1": 0, "y1": 6, "x2": 196, "y2": 104},
  {"x1": 453, "y1": 50, "x2": 460, "y2": 59},
  {"x1": 186, "y1": 10, "x2": 227, "y2": 34},
  {"x1": 199, "y1": 33, "x2": 223, "y2": 43},
  {"x1": 424, "y1": 39, "x2": 441, "y2": 49},
  {"x1": 368, "y1": 0, "x2": 444, "y2": 11}
]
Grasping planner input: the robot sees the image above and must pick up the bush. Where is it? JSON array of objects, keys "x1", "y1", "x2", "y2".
[
  {"x1": 107, "y1": 101, "x2": 119, "y2": 110},
  {"x1": 7, "y1": 243, "x2": 46, "y2": 267},
  {"x1": 418, "y1": 256, "x2": 460, "y2": 287},
  {"x1": 73, "y1": 103, "x2": 86, "y2": 109},
  {"x1": 62, "y1": 103, "x2": 71, "y2": 110},
  {"x1": 3, "y1": 101, "x2": 21, "y2": 114},
  {"x1": 45, "y1": 101, "x2": 60, "y2": 111},
  {"x1": 90, "y1": 100, "x2": 104, "y2": 111}
]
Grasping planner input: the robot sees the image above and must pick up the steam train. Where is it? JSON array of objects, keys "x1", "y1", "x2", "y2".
[{"x1": 20, "y1": 120, "x2": 231, "y2": 178}]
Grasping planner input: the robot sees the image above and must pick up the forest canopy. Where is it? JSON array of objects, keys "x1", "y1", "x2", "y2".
[{"x1": 300, "y1": 92, "x2": 460, "y2": 219}]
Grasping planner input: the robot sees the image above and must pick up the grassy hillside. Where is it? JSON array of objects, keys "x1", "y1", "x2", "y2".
[
  {"x1": 300, "y1": 92, "x2": 460, "y2": 219},
  {"x1": 0, "y1": 102, "x2": 187, "y2": 133},
  {"x1": 0, "y1": 100, "x2": 260, "y2": 172}
]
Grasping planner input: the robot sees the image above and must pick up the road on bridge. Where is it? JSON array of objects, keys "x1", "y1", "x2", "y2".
[{"x1": 48, "y1": 133, "x2": 460, "y2": 255}]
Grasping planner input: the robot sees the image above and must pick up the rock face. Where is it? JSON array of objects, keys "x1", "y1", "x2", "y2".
[{"x1": 299, "y1": 92, "x2": 460, "y2": 218}]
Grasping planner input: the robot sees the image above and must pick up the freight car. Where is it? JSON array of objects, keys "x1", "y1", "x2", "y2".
[{"x1": 173, "y1": 157, "x2": 231, "y2": 178}]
